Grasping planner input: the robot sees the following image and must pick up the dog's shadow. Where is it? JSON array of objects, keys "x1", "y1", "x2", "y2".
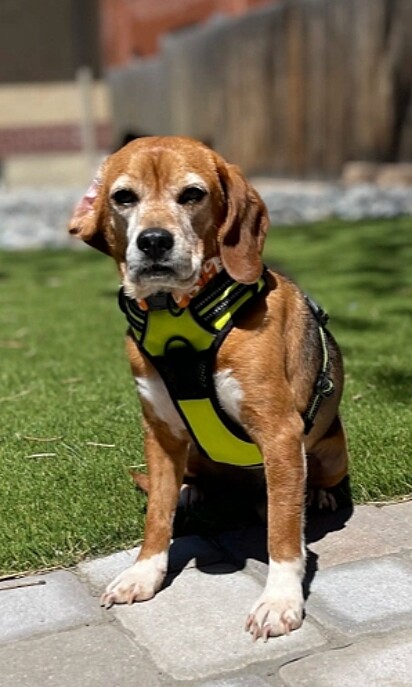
[{"x1": 164, "y1": 483, "x2": 353, "y2": 600}]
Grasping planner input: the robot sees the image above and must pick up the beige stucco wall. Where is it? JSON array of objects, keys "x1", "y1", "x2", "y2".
[{"x1": 0, "y1": 81, "x2": 111, "y2": 127}]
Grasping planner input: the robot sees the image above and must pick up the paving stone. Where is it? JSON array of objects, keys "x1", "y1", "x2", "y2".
[
  {"x1": 306, "y1": 556, "x2": 412, "y2": 635},
  {"x1": 78, "y1": 535, "x2": 223, "y2": 592},
  {"x1": 78, "y1": 546, "x2": 141, "y2": 591},
  {"x1": 381, "y1": 499, "x2": 412, "y2": 529},
  {"x1": 214, "y1": 526, "x2": 268, "y2": 581},
  {"x1": 280, "y1": 630, "x2": 412, "y2": 687},
  {"x1": 307, "y1": 504, "x2": 412, "y2": 569},
  {"x1": 0, "y1": 571, "x2": 102, "y2": 644},
  {"x1": 198, "y1": 677, "x2": 271, "y2": 687},
  {"x1": 0, "y1": 624, "x2": 162, "y2": 687},
  {"x1": 112, "y1": 564, "x2": 326, "y2": 680}
]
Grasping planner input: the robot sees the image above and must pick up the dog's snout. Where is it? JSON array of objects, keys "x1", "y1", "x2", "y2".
[{"x1": 137, "y1": 228, "x2": 174, "y2": 261}]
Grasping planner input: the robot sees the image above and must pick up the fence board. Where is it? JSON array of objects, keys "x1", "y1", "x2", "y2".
[{"x1": 108, "y1": 0, "x2": 412, "y2": 176}]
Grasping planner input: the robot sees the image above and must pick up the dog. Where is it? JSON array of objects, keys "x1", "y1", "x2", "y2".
[{"x1": 69, "y1": 136, "x2": 349, "y2": 641}]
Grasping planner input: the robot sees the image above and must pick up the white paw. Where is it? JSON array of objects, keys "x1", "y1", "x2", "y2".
[
  {"x1": 245, "y1": 592, "x2": 304, "y2": 641},
  {"x1": 246, "y1": 556, "x2": 305, "y2": 641},
  {"x1": 100, "y1": 552, "x2": 167, "y2": 608}
]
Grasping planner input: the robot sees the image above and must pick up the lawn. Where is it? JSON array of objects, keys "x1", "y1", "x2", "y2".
[{"x1": 0, "y1": 217, "x2": 411, "y2": 576}]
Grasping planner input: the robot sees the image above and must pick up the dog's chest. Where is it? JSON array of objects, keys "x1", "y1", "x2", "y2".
[{"x1": 135, "y1": 368, "x2": 244, "y2": 438}]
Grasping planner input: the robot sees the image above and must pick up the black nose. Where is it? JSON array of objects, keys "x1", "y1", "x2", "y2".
[{"x1": 136, "y1": 228, "x2": 174, "y2": 261}]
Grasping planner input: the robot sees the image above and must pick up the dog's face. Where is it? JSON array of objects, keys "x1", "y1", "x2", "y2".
[{"x1": 69, "y1": 137, "x2": 269, "y2": 299}]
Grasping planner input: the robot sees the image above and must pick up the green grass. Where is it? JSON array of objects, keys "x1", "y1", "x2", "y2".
[
  {"x1": 264, "y1": 217, "x2": 412, "y2": 504},
  {"x1": 0, "y1": 250, "x2": 146, "y2": 576},
  {"x1": 0, "y1": 217, "x2": 411, "y2": 575}
]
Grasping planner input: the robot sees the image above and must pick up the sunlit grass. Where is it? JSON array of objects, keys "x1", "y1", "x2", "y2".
[
  {"x1": 0, "y1": 217, "x2": 411, "y2": 574},
  {"x1": 264, "y1": 217, "x2": 412, "y2": 503}
]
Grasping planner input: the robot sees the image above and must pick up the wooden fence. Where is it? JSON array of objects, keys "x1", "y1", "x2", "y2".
[{"x1": 108, "y1": 0, "x2": 412, "y2": 177}]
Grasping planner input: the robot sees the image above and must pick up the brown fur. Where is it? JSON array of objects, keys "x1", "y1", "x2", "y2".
[{"x1": 69, "y1": 136, "x2": 349, "y2": 636}]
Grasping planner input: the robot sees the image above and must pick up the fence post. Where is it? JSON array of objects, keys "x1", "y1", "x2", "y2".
[{"x1": 77, "y1": 66, "x2": 97, "y2": 174}]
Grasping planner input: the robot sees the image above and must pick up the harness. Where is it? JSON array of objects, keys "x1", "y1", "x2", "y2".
[{"x1": 119, "y1": 269, "x2": 334, "y2": 467}]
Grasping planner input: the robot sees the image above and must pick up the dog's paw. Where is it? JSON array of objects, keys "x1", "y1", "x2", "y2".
[
  {"x1": 307, "y1": 487, "x2": 337, "y2": 512},
  {"x1": 245, "y1": 592, "x2": 304, "y2": 641},
  {"x1": 100, "y1": 553, "x2": 167, "y2": 608}
]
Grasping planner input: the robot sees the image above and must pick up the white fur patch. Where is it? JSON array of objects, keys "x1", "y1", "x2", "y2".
[
  {"x1": 183, "y1": 172, "x2": 208, "y2": 190},
  {"x1": 135, "y1": 368, "x2": 245, "y2": 439},
  {"x1": 101, "y1": 551, "x2": 168, "y2": 606},
  {"x1": 135, "y1": 375, "x2": 186, "y2": 437},
  {"x1": 214, "y1": 369, "x2": 244, "y2": 424},
  {"x1": 265, "y1": 556, "x2": 305, "y2": 594},
  {"x1": 246, "y1": 556, "x2": 305, "y2": 640}
]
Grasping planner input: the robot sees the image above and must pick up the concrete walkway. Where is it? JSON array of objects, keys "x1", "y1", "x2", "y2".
[{"x1": 0, "y1": 501, "x2": 411, "y2": 686}]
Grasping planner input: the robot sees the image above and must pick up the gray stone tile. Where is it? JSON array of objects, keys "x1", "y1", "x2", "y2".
[
  {"x1": 381, "y1": 499, "x2": 412, "y2": 527},
  {"x1": 0, "y1": 571, "x2": 102, "y2": 644},
  {"x1": 112, "y1": 564, "x2": 325, "y2": 680},
  {"x1": 307, "y1": 504, "x2": 412, "y2": 569},
  {"x1": 198, "y1": 677, "x2": 271, "y2": 687},
  {"x1": 78, "y1": 535, "x2": 223, "y2": 592},
  {"x1": 214, "y1": 526, "x2": 269, "y2": 581},
  {"x1": 0, "y1": 624, "x2": 162, "y2": 687},
  {"x1": 280, "y1": 630, "x2": 412, "y2": 687},
  {"x1": 78, "y1": 546, "x2": 141, "y2": 591},
  {"x1": 307, "y1": 556, "x2": 412, "y2": 635}
]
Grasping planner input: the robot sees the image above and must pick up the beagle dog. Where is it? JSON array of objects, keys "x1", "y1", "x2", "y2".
[{"x1": 69, "y1": 136, "x2": 349, "y2": 641}]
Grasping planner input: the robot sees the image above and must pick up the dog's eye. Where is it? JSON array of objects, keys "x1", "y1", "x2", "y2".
[
  {"x1": 112, "y1": 189, "x2": 139, "y2": 206},
  {"x1": 178, "y1": 187, "x2": 207, "y2": 205}
]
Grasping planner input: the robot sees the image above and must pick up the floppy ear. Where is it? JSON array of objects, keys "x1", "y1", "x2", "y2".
[
  {"x1": 68, "y1": 159, "x2": 111, "y2": 255},
  {"x1": 217, "y1": 162, "x2": 269, "y2": 283}
]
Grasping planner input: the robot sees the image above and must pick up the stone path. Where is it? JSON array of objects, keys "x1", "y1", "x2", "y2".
[{"x1": 0, "y1": 502, "x2": 411, "y2": 686}]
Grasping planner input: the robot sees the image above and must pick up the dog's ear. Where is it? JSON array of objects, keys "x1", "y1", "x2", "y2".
[
  {"x1": 217, "y1": 162, "x2": 269, "y2": 283},
  {"x1": 68, "y1": 159, "x2": 111, "y2": 255}
]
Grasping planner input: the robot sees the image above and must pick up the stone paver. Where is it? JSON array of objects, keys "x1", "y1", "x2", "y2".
[
  {"x1": 0, "y1": 624, "x2": 162, "y2": 687},
  {"x1": 198, "y1": 677, "x2": 271, "y2": 687},
  {"x1": 214, "y1": 526, "x2": 268, "y2": 581},
  {"x1": 0, "y1": 571, "x2": 102, "y2": 644},
  {"x1": 1, "y1": 503, "x2": 411, "y2": 686},
  {"x1": 78, "y1": 534, "x2": 224, "y2": 592},
  {"x1": 280, "y1": 630, "x2": 412, "y2": 687},
  {"x1": 307, "y1": 503, "x2": 412, "y2": 569},
  {"x1": 307, "y1": 556, "x2": 412, "y2": 636},
  {"x1": 112, "y1": 564, "x2": 326, "y2": 680}
]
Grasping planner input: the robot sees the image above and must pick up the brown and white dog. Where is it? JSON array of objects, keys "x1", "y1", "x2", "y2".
[{"x1": 69, "y1": 136, "x2": 349, "y2": 641}]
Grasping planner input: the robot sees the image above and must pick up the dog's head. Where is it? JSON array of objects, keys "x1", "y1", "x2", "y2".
[{"x1": 69, "y1": 137, "x2": 269, "y2": 300}]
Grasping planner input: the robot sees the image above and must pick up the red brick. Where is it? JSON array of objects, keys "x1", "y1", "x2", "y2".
[{"x1": 0, "y1": 123, "x2": 112, "y2": 155}]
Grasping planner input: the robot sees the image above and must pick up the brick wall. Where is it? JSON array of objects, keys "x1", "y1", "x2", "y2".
[
  {"x1": 101, "y1": 0, "x2": 276, "y2": 66},
  {"x1": 0, "y1": 123, "x2": 112, "y2": 156}
]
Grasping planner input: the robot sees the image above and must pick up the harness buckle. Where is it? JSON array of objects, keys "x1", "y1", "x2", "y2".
[
  {"x1": 146, "y1": 293, "x2": 169, "y2": 310},
  {"x1": 305, "y1": 295, "x2": 330, "y2": 327},
  {"x1": 315, "y1": 372, "x2": 334, "y2": 397}
]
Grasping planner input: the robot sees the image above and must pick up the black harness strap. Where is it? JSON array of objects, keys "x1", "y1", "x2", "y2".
[
  {"x1": 302, "y1": 296, "x2": 335, "y2": 434},
  {"x1": 119, "y1": 276, "x2": 335, "y2": 443}
]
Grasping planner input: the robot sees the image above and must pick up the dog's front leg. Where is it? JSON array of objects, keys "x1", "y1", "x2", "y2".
[
  {"x1": 101, "y1": 418, "x2": 188, "y2": 607},
  {"x1": 246, "y1": 413, "x2": 306, "y2": 641}
]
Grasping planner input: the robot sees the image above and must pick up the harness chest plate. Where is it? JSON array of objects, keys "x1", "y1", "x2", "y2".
[
  {"x1": 118, "y1": 270, "x2": 334, "y2": 467},
  {"x1": 119, "y1": 270, "x2": 267, "y2": 467}
]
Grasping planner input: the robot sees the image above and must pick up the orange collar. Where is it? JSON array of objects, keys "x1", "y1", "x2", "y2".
[{"x1": 136, "y1": 257, "x2": 223, "y2": 311}]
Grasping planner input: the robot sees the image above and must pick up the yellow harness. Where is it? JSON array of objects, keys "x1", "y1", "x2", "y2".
[{"x1": 119, "y1": 270, "x2": 334, "y2": 467}]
